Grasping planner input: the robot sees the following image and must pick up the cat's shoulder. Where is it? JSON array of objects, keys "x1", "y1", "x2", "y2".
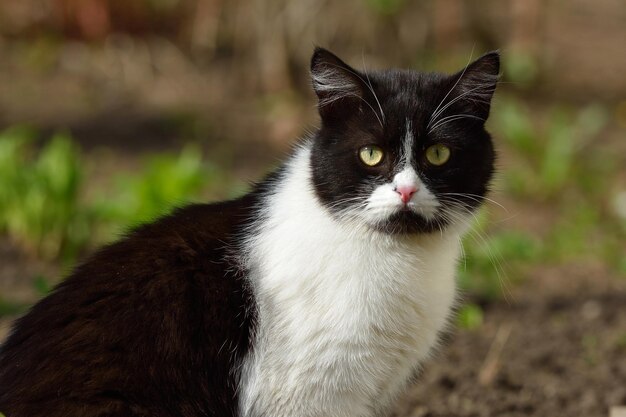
[{"x1": 79, "y1": 196, "x2": 253, "y2": 274}]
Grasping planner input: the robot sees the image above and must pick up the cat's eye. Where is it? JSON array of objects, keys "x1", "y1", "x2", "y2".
[
  {"x1": 425, "y1": 144, "x2": 451, "y2": 166},
  {"x1": 358, "y1": 145, "x2": 384, "y2": 167}
]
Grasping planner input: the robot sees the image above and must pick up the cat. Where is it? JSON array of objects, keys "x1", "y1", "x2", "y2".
[{"x1": 0, "y1": 47, "x2": 499, "y2": 417}]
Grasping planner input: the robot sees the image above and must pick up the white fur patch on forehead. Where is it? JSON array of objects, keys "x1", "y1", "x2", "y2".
[{"x1": 401, "y1": 118, "x2": 415, "y2": 168}]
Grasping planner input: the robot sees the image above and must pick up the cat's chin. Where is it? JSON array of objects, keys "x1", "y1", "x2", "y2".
[{"x1": 369, "y1": 210, "x2": 450, "y2": 235}]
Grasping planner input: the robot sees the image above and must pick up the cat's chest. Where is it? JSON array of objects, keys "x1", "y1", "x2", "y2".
[
  {"x1": 264, "y1": 242, "x2": 442, "y2": 370},
  {"x1": 241, "y1": 218, "x2": 459, "y2": 417},
  {"x1": 261, "y1": 236, "x2": 430, "y2": 335},
  {"x1": 252, "y1": 208, "x2": 458, "y2": 326}
]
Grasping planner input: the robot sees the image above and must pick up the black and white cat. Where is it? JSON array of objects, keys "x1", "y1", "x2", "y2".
[{"x1": 0, "y1": 48, "x2": 498, "y2": 417}]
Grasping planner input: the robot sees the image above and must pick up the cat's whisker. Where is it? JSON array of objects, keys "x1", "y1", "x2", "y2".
[
  {"x1": 428, "y1": 114, "x2": 485, "y2": 134},
  {"x1": 327, "y1": 196, "x2": 369, "y2": 209},
  {"x1": 429, "y1": 47, "x2": 476, "y2": 128},
  {"x1": 429, "y1": 78, "x2": 496, "y2": 125},
  {"x1": 428, "y1": 83, "x2": 496, "y2": 129},
  {"x1": 458, "y1": 235, "x2": 467, "y2": 272},
  {"x1": 438, "y1": 207, "x2": 513, "y2": 303},
  {"x1": 438, "y1": 203, "x2": 514, "y2": 300},
  {"x1": 361, "y1": 52, "x2": 386, "y2": 123},
  {"x1": 439, "y1": 192, "x2": 507, "y2": 212},
  {"x1": 429, "y1": 84, "x2": 496, "y2": 128}
]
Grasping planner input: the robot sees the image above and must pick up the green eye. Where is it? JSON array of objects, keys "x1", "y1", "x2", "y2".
[
  {"x1": 359, "y1": 145, "x2": 384, "y2": 166},
  {"x1": 425, "y1": 144, "x2": 451, "y2": 166}
]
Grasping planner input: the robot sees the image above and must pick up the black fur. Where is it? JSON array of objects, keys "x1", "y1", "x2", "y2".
[{"x1": 0, "y1": 48, "x2": 498, "y2": 416}]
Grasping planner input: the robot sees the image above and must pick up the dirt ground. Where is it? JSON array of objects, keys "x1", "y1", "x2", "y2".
[{"x1": 393, "y1": 275, "x2": 626, "y2": 417}]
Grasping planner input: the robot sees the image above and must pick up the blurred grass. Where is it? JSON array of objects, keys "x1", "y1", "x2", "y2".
[
  {"x1": 456, "y1": 303, "x2": 484, "y2": 331},
  {"x1": 0, "y1": 127, "x2": 87, "y2": 261},
  {"x1": 0, "y1": 127, "x2": 230, "y2": 263},
  {"x1": 457, "y1": 95, "x2": 625, "y2": 303},
  {"x1": 90, "y1": 144, "x2": 221, "y2": 242}
]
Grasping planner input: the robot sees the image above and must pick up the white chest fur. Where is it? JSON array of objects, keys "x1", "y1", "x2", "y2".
[{"x1": 239, "y1": 146, "x2": 461, "y2": 417}]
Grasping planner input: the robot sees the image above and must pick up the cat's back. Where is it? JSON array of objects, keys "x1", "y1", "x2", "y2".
[{"x1": 0, "y1": 198, "x2": 256, "y2": 417}]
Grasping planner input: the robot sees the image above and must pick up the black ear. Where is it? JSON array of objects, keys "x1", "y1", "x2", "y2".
[
  {"x1": 310, "y1": 47, "x2": 368, "y2": 121},
  {"x1": 449, "y1": 51, "x2": 500, "y2": 119}
]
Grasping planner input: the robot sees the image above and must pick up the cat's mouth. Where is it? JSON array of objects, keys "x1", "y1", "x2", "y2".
[{"x1": 361, "y1": 204, "x2": 449, "y2": 235}]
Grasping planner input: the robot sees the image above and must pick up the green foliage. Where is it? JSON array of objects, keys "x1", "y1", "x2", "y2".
[
  {"x1": 0, "y1": 297, "x2": 28, "y2": 317},
  {"x1": 0, "y1": 127, "x2": 226, "y2": 263},
  {"x1": 497, "y1": 96, "x2": 622, "y2": 263},
  {"x1": 93, "y1": 145, "x2": 210, "y2": 239},
  {"x1": 502, "y1": 52, "x2": 538, "y2": 86},
  {"x1": 493, "y1": 98, "x2": 610, "y2": 200},
  {"x1": 456, "y1": 94, "x2": 624, "y2": 300},
  {"x1": 0, "y1": 128, "x2": 89, "y2": 260},
  {"x1": 458, "y1": 208, "x2": 541, "y2": 300},
  {"x1": 457, "y1": 303, "x2": 484, "y2": 330},
  {"x1": 33, "y1": 275, "x2": 53, "y2": 296}
]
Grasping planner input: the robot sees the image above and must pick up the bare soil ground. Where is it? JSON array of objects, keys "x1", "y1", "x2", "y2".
[{"x1": 394, "y1": 278, "x2": 626, "y2": 417}]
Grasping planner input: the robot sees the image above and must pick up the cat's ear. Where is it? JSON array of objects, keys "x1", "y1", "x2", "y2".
[
  {"x1": 450, "y1": 51, "x2": 500, "y2": 119},
  {"x1": 310, "y1": 47, "x2": 367, "y2": 121}
]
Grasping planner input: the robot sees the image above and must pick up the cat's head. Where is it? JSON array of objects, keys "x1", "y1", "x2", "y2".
[{"x1": 309, "y1": 48, "x2": 499, "y2": 234}]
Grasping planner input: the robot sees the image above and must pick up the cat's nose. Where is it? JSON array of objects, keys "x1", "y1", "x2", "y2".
[{"x1": 394, "y1": 185, "x2": 418, "y2": 204}]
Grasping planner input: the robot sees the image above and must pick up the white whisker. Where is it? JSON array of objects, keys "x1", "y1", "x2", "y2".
[
  {"x1": 428, "y1": 83, "x2": 496, "y2": 129},
  {"x1": 428, "y1": 47, "x2": 476, "y2": 129},
  {"x1": 428, "y1": 114, "x2": 485, "y2": 134},
  {"x1": 439, "y1": 192, "x2": 508, "y2": 212},
  {"x1": 361, "y1": 52, "x2": 386, "y2": 124}
]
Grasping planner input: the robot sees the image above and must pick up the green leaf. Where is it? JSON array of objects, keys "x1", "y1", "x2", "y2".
[
  {"x1": 457, "y1": 304, "x2": 484, "y2": 330},
  {"x1": 33, "y1": 275, "x2": 53, "y2": 296}
]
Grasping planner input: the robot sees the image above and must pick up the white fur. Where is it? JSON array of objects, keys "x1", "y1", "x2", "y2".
[
  {"x1": 238, "y1": 144, "x2": 464, "y2": 417},
  {"x1": 401, "y1": 119, "x2": 415, "y2": 167},
  {"x1": 361, "y1": 167, "x2": 441, "y2": 228}
]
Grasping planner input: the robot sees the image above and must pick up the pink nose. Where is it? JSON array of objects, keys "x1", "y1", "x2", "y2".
[{"x1": 395, "y1": 185, "x2": 417, "y2": 204}]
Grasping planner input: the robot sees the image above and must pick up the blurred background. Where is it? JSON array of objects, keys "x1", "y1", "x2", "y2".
[{"x1": 0, "y1": 0, "x2": 624, "y2": 416}]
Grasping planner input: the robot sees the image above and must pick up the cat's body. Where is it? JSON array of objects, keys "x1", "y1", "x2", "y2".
[{"x1": 0, "y1": 48, "x2": 499, "y2": 417}]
